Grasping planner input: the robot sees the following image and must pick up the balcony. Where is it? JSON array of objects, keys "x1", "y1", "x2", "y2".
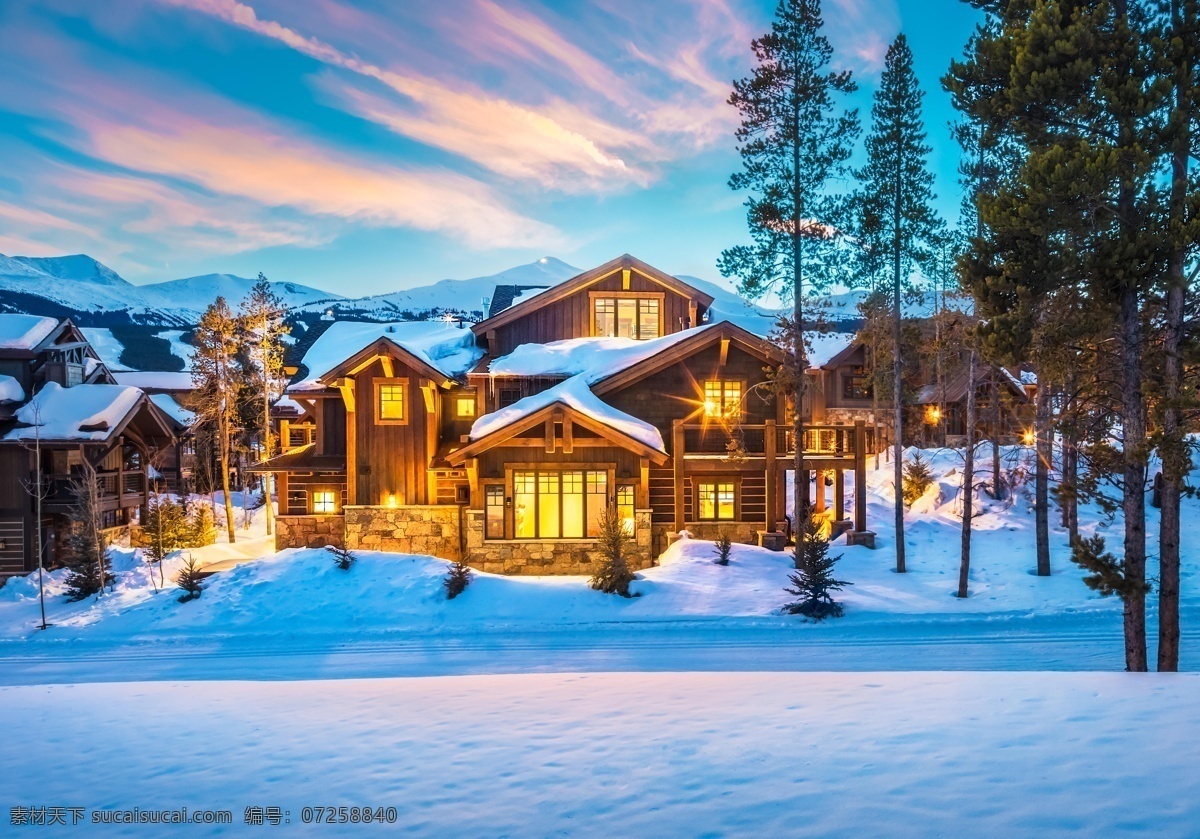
[
  {"x1": 43, "y1": 469, "x2": 149, "y2": 511},
  {"x1": 675, "y1": 422, "x2": 876, "y2": 461}
]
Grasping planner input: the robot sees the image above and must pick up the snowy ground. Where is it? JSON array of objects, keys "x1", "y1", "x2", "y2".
[{"x1": 2, "y1": 671, "x2": 1197, "y2": 837}]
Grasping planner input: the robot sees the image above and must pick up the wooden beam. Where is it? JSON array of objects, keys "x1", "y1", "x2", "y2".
[
  {"x1": 854, "y1": 420, "x2": 867, "y2": 532},
  {"x1": 639, "y1": 457, "x2": 650, "y2": 508},
  {"x1": 672, "y1": 419, "x2": 685, "y2": 531},
  {"x1": 834, "y1": 467, "x2": 845, "y2": 522},
  {"x1": 688, "y1": 299, "x2": 698, "y2": 329},
  {"x1": 545, "y1": 415, "x2": 556, "y2": 453},
  {"x1": 345, "y1": 385, "x2": 357, "y2": 506},
  {"x1": 718, "y1": 337, "x2": 730, "y2": 368},
  {"x1": 279, "y1": 419, "x2": 291, "y2": 453},
  {"x1": 421, "y1": 380, "x2": 436, "y2": 413},
  {"x1": 466, "y1": 458, "x2": 480, "y2": 507},
  {"x1": 813, "y1": 469, "x2": 826, "y2": 513},
  {"x1": 380, "y1": 355, "x2": 394, "y2": 379},
  {"x1": 562, "y1": 415, "x2": 574, "y2": 454},
  {"x1": 622, "y1": 268, "x2": 631, "y2": 290},
  {"x1": 764, "y1": 419, "x2": 777, "y2": 531},
  {"x1": 335, "y1": 378, "x2": 355, "y2": 413}
]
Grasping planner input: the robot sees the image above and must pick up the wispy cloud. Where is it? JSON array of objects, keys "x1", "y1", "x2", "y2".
[{"x1": 824, "y1": 0, "x2": 901, "y2": 75}]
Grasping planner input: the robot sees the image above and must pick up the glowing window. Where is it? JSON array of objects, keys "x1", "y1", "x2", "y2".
[
  {"x1": 704, "y1": 381, "x2": 742, "y2": 418},
  {"x1": 312, "y1": 490, "x2": 337, "y2": 515},
  {"x1": 617, "y1": 485, "x2": 635, "y2": 535},
  {"x1": 485, "y1": 485, "x2": 505, "y2": 539},
  {"x1": 377, "y1": 382, "x2": 406, "y2": 422},
  {"x1": 455, "y1": 397, "x2": 476, "y2": 418},
  {"x1": 697, "y1": 481, "x2": 735, "y2": 521},
  {"x1": 593, "y1": 297, "x2": 661, "y2": 339}
]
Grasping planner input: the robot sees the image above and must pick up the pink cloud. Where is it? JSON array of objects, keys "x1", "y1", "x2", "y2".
[{"x1": 824, "y1": 0, "x2": 901, "y2": 74}]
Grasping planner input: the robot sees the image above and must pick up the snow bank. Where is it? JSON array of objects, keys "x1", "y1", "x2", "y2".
[
  {"x1": 468, "y1": 375, "x2": 665, "y2": 451},
  {"x1": 0, "y1": 313, "x2": 57, "y2": 350},
  {"x1": 150, "y1": 392, "x2": 194, "y2": 426},
  {"x1": 2, "y1": 383, "x2": 142, "y2": 441},
  {"x1": 487, "y1": 326, "x2": 715, "y2": 382},
  {"x1": 0, "y1": 374, "x2": 22, "y2": 403},
  {"x1": 113, "y1": 371, "x2": 195, "y2": 391},
  {"x1": 291, "y1": 321, "x2": 482, "y2": 391}
]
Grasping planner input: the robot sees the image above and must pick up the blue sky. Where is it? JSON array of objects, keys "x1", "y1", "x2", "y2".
[{"x1": 0, "y1": 0, "x2": 982, "y2": 296}]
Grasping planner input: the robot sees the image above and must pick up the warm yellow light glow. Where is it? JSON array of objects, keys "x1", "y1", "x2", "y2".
[
  {"x1": 924, "y1": 406, "x2": 941, "y2": 425},
  {"x1": 704, "y1": 400, "x2": 719, "y2": 417},
  {"x1": 1022, "y1": 430, "x2": 1035, "y2": 446},
  {"x1": 386, "y1": 493, "x2": 399, "y2": 508}
]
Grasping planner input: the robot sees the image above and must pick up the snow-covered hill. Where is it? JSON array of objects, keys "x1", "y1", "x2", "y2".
[{"x1": 137, "y1": 273, "x2": 340, "y2": 313}]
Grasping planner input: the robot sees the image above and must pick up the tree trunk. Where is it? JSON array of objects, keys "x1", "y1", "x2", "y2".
[
  {"x1": 991, "y1": 369, "x2": 1004, "y2": 500},
  {"x1": 958, "y1": 350, "x2": 977, "y2": 598},
  {"x1": 1158, "y1": 2, "x2": 1188, "y2": 672},
  {"x1": 1034, "y1": 374, "x2": 1051, "y2": 576},
  {"x1": 891, "y1": 195, "x2": 905, "y2": 573},
  {"x1": 1118, "y1": 284, "x2": 1147, "y2": 671},
  {"x1": 220, "y1": 423, "x2": 236, "y2": 543},
  {"x1": 791, "y1": 86, "x2": 807, "y2": 534},
  {"x1": 263, "y1": 375, "x2": 275, "y2": 537}
]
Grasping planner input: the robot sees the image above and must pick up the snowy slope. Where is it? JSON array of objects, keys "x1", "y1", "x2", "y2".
[{"x1": 136, "y1": 273, "x2": 340, "y2": 312}]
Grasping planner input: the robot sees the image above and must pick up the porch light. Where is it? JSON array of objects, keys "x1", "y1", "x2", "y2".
[
  {"x1": 386, "y1": 493, "x2": 399, "y2": 508},
  {"x1": 924, "y1": 406, "x2": 941, "y2": 425}
]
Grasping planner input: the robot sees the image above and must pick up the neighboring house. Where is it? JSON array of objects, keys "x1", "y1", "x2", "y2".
[
  {"x1": 0, "y1": 315, "x2": 179, "y2": 576},
  {"x1": 806, "y1": 338, "x2": 877, "y2": 426},
  {"x1": 254, "y1": 255, "x2": 878, "y2": 575},
  {"x1": 112, "y1": 370, "x2": 197, "y2": 492},
  {"x1": 913, "y1": 361, "x2": 1031, "y2": 445}
]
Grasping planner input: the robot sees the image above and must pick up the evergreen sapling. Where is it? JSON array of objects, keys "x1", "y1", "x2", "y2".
[
  {"x1": 444, "y1": 558, "x2": 471, "y2": 600},
  {"x1": 175, "y1": 553, "x2": 204, "y2": 603},
  {"x1": 784, "y1": 509, "x2": 850, "y2": 619},
  {"x1": 713, "y1": 532, "x2": 733, "y2": 566},
  {"x1": 590, "y1": 504, "x2": 637, "y2": 597},
  {"x1": 326, "y1": 542, "x2": 357, "y2": 571},
  {"x1": 902, "y1": 451, "x2": 935, "y2": 506}
]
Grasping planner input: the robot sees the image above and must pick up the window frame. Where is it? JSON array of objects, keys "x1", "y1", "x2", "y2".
[
  {"x1": 694, "y1": 478, "x2": 738, "y2": 521},
  {"x1": 374, "y1": 377, "x2": 410, "y2": 426},
  {"x1": 498, "y1": 465, "x2": 615, "y2": 541},
  {"x1": 311, "y1": 489, "x2": 339, "y2": 515},
  {"x1": 589, "y1": 291, "x2": 665, "y2": 340},
  {"x1": 841, "y1": 366, "x2": 873, "y2": 401},
  {"x1": 454, "y1": 396, "x2": 476, "y2": 419},
  {"x1": 703, "y1": 379, "x2": 745, "y2": 419}
]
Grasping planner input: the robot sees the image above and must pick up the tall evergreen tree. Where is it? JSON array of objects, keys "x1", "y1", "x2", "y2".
[
  {"x1": 719, "y1": 0, "x2": 859, "y2": 527},
  {"x1": 191, "y1": 297, "x2": 242, "y2": 543},
  {"x1": 239, "y1": 274, "x2": 290, "y2": 539},
  {"x1": 854, "y1": 34, "x2": 940, "y2": 573}
]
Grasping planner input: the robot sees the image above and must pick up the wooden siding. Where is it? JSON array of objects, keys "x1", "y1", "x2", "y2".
[
  {"x1": 604, "y1": 343, "x2": 778, "y2": 452},
  {"x1": 283, "y1": 473, "x2": 348, "y2": 515},
  {"x1": 487, "y1": 269, "x2": 699, "y2": 356},
  {"x1": 350, "y1": 358, "x2": 438, "y2": 506}
]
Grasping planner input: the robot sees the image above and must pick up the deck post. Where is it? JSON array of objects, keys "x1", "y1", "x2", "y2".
[
  {"x1": 813, "y1": 469, "x2": 826, "y2": 514},
  {"x1": 854, "y1": 420, "x2": 867, "y2": 533},
  {"x1": 834, "y1": 467, "x2": 845, "y2": 521},
  {"x1": 764, "y1": 420, "x2": 777, "y2": 531},
  {"x1": 672, "y1": 419, "x2": 685, "y2": 532}
]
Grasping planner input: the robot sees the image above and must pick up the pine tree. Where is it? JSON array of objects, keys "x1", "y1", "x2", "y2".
[
  {"x1": 63, "y1": 460, "x2": 113, "y2": 601},
  {"x1": 784, "y1": 507, "x2": 850, "y2": 619},
  {"x1": 590, "y1": 504, "x2": 636, "y2": 597},
  {"x1": 175, "y1": 553, "x2": 204, "y2": 603},
  {"x1": 957, "y1": 346, "x2": 978, "y2": 599},
  {"x1": 854, "y1": 33, "x2": 940, "y2": 573},
  {"x1": 326, "y1": 542, "x2": 357, "y2": 571},
  {"x1": 186, "y1": 498, "x2": 218, "y2": 547},
  {"x1": 718, "y1": 0, "x2": 859, "y2": 523},
  {"x1": 713, "y1": 532, "x2": 733, "y2": 566},
  {"x1": 444, "y1": 558, "x2": 471, "y2": 599},
  {"x1": 143, "y1": 496, "x2": 188, "y2": 590},
  {"x1": 901, "y1": 451, "x2": 934, "y2": 507},
  {"x1": 191, "y1": 298, "x2": 242, "y2": 543},
  {"x1": 239, "y1": 275, "x2": 289, "y2": 539}
]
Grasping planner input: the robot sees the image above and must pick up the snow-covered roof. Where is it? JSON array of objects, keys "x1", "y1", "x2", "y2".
[
  {"x1": 0, "y1": 375, "x2": 23, "y2": 404},
  {"x1": 150, "y1": 392, "x2": 195, "y2": 426},
  {"x1": 290, "y1": 321, "x2": 482, "y2": 392},
  {"x1": 486, "y1": 326, "x2": 717, "y2": 383},
  {"x1": 113, "y1": 371, "x2": 196, "y2": 391},
  {"x1": 469, "y1": 376, "x2": 665, "y2": 453},
  {"x1": 2, "y1": 383, "x2": 144, "y2": 442},
  {"x1": 806, "y1": 331, "x2": 857, "y2": 368},
  {"x1": 0, "y1": 314, "x2": 58, "y2": 350}
]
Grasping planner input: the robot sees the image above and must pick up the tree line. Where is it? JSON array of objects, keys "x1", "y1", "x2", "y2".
[{"x1": 722, "y1": 0, "x2": 1198, "y2": 670}]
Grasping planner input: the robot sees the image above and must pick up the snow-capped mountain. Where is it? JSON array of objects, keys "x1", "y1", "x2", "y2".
[
  {"x1": 0, "y1": 254, "x2": 339, "y2": 325},
  {"x1": 298, "y1": 256, "x2": 580, "y2": 320}
]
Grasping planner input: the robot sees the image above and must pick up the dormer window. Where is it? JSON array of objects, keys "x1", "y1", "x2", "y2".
[
  {"x1": 592, "y1": 295, "x2": 661, "y2": 339},
  {"x1": 375, "y1": 378, "x2": 409, "y2": 425}
]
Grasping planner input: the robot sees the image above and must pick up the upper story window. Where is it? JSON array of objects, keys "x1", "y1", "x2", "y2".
[
  {"x1": 703, "y1": 380, "x2": 742, "y2": 419},
  {"x1": 593, "y1": 296, "x2": 661, "y2": 340},
  {"x1": 455, "y1": 396, "x2": 476, "y2": 418},
  {"x1": 841, "y1": 366, "x2": 872, "y2": 400},
  {"x1": 375, "y1": 379, "x2": 408, "y2": 425}
]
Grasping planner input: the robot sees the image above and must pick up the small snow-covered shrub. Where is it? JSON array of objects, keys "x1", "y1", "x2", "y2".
[
  {"x1": 186, "y1": 500, "x2": 218, "y2": 547},
  {"x1": 175, "y1": 553, "x2": 204, "y2": 603},
  {"x1": 784, "y1": 511, "x2": 850, "y2": 620},
  {"x1": 713, "y1": 533, "x2": 733, "y2": 566},
  {"x1": 326, "y1": 543, "x2": 357, "y2": 571},
  {"x1": 902, "y1": 452, "x2": 935, "y2": 507},
  {"x1": 590, "y1": 505, "x2": 636, "y2": 597},
  {"x1": 444, "y1": 558, "x2": 472, "y2": 600}
]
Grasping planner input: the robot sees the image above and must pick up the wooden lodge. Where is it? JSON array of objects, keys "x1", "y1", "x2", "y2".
[{"x1": 256, "y1": 255, "x2": 876, "y2": 575}]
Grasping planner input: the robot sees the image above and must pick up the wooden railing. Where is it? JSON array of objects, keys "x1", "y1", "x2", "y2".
[
  {"x1": 45, "y1": 469, "x2": 148, "y2": 507},
  {"x1": 676, "y1": 422, "x2": 876, "y2": 458}
]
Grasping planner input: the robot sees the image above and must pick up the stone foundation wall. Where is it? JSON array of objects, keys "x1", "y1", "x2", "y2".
[
  {"x1": 464, "y1": 509, "x2": 653, "y2": 575},
  {"x1": 652, "y1": 521, "x2": 766, "y2": 557},
  {"x1": 276, "y1": 514, "x2": 345, "y2": 551},
  {"x1": 824, "y1": 408, "x2": 875, "y2": 425},
  {"x1": 344, "y1": 505, "x2": 462, "y2": 561}
]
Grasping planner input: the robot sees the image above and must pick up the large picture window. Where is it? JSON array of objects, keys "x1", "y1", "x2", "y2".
[
  {"x1": 593, "y1": 296, "x2": 661, "y2": 339},
  {"x1": 510, "y1": 469, "x2": 609, "y2": 540},
  {"x1": 842, "y1": 366, "x2": 872, "y2": 400},
  {"x1": 696, "y1": 480, "x2": 735, "y2": 521},
  {"x1": 703, "y1": 380, "x2": 742, "y2": 419}
]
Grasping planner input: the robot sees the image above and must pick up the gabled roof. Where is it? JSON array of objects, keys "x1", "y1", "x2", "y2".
[
  {"x1": 591, "y1": 320, "x2": 785, "y2": 396},
  {"x1": 448, "y1": 377, "x2": 668, "y2": 465},
  {"x1": 914, "y1": 364, "x2": 1029, "y2": 405},
  {"x1": 0, "y1": 383, "x2": 175, "y2": 444},
  {"x1": 246, "y1": 443, "x2": 346, "y2": 473},
  {"x1": 0, "y1": 315, "x2": 87, "y2": 359},
  {"x1": 818, "y1": 337, "x2": 864, "y2": 370},
  {"x1": 288, "y1": 321, "x2": 483, "y2": 393},
  {"x1": 471, "y1": 254, "x2": 715, "y2": 337},
  {"x1": 488, "y1": 284, "x2": 551, "y2": 318}
]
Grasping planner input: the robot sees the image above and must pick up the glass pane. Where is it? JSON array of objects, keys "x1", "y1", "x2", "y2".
[
  {"x1": 594, "y1": 299, "x2": 615, "y2": 337},
  {"x1": 616, "y1": 299, "x2": 637, "y2": 338},
  {"x1": 456, "y1": 398, "x2": 475, "y2": 418},
  {"x1": 586, "y1": 471, "x2": 607, "y2": 537},
  {"x1": 698, "y1": 484, "x2": 715, "y2": 519},
  {"x1": 379, "y1": 384, "x2": 405, "y2": 420},
  {"x1": 485, "y1": 485, "x2": 504, "y2": 539},
  {"x1": 638, "y1": 299, "x2": 660, "y2": 339},
  {"x1": 704, "y1": 381, "x2": 722, "y2": 417},
  {"x1": 562, "y1": 471, "x2": 584, "y2": 538},
  {"x1": 724, "y1": 382, "x2": 741, "y2": 413},
  {"x1": 514, "y1": 471, "x2": 536, "y2": 538},
  {"x1": 718, "y1": 483, "x2": 735, "y2": 520},
  {"x1": 617, "y1": 485, "x2": 635, "y2": 536},
  {"x1": 538, "y1": 472, "x2": 560, "y2": 538}
]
